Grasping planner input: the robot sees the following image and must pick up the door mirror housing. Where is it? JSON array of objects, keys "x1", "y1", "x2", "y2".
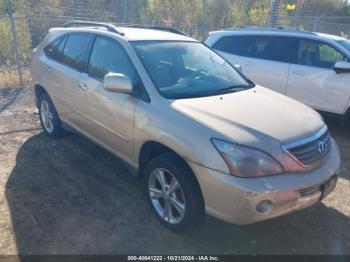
[
  {"x1": 103, "y1": 73, "x2": 133, "y2": 94},
  {"x1": 234, "y1": 64, "x2": 242, "y2": 72},
  {"x1": 334, "y1": 61, "x2": 350, "y2": 74}
]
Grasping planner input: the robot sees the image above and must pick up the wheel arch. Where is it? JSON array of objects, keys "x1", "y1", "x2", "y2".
[
  {"x1": 139, "y1": 141, "x2": 177, "y2": 175},
  {"x1": 139, "y1": 140, "x2": 206, "y2": 218},
  {"x1": 137, "y1": 140, "x2": 197, "y2": 180},
  {"x1": 34, "y1": 84, "x2": 49, "y2": 107}
]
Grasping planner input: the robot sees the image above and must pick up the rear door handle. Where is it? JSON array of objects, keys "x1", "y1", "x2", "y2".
[
  {"x1": 78, "y1": 83, "x2": 88, "y2": 91},
  {"x1": 244, "y1": 61, "x2": 255, "y2": 66},
  {"x1": 46, "y1": 66, "x2": 52, "y2": 72}
]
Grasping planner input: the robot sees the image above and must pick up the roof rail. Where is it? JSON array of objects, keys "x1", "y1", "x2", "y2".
[
  {"x1": 115, "y1": 23, "x2": 188, "y2": 36},
  {"x1": 221, "y1": 26, "x2": 317, "y2": 35},
  {"x1": 273, "y1": 26, "x2": 300, "y2": 30},
  {"x1": 62, "y1": 21, "x2": 188, "y2": 37},
  {"x1": 62, "y1": 21, "x2": 125, "y2": 36},
  {"x1": 270, "y1": 26, "x2": 317, "y2": 35}
]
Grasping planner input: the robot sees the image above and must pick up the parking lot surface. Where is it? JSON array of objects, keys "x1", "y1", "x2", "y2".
[{"x1": 0, "y1": 87, "x2": 349, "y2": 255}]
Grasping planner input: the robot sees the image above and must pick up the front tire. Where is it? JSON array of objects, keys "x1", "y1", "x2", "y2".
[
  {"x1": 38, "y1": 93, "x2": 63, "y2": 138},
  {"x1": 144, "y1": 153, "x2": 205, "y2": 231}
]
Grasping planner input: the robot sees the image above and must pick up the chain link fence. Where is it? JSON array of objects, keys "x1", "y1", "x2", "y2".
[
  {"x1": 278, "y1": 14, "x2": 350, "y2": 37},
  {"x1": 1, "y1": 1, "x2": 120, "y2": 88},
  {"x1": 276, "y1": 0, "x2": 350, "y2": 38},
  {"x1": 0, "y1": 0, "x2": 212, "y2": 89}
]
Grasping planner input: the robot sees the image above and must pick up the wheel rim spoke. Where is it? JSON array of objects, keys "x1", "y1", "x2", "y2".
[
  {"x1": 169, "y1": 197, "x2": 185, "y2": 216},
  {"x1": 149, "y1": 187, "x2": 163, "y2": 199},
  {"x1": 163, "y1": 199, "x2": 174, "y2": 222},
  {"x1": 47, "y1": 112, "x2": 52, "y2": 120},
  {"x1": 155, "y1": 169, "x2": 167, "y2": 190},
  {"x1": 168, "y1": 177, "x2": 179, "y2": 194},
  {"x1": 43, "y1": 102, "x2": 47, "y2": 112},
  {"x1": 42, "y1": 114, "x2": 47, "y2": 125},
  {"x1": 47, "y1": 121, "x2": 53, "y2": 131}
]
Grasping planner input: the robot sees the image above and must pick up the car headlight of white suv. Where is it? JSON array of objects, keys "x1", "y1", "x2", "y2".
[{"x1": 212, "y1": 139, "x2": 284, "y2": 177}]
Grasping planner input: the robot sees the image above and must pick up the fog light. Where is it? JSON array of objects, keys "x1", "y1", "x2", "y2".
[{"x1": 256, "y1": 200, "x2": 272, "y2": 213}]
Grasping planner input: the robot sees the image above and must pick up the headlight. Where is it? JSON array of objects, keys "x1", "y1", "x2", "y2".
[{"x1": 212, "y1": 139, "x2": 283, "y2": 177}]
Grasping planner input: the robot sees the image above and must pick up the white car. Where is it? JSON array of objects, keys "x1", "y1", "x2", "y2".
[{"x1": 205, "y1": 28, "x2": 350, "y2": 118}]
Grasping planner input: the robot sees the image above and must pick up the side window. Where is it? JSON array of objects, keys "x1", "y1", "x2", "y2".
[
  {"x1": 44, "y1": 36, "x2": 66, "y2": 61},
  {"x1": 296, "y1": 39, "x2": 345, "y2": 69},
  {"x1": 61, "y1": 34, "x2": 91, "y2": 71},
  {"x1": 88, "y1": 36, "x2": 139, "y2": 88},
  {"x1": 242, "y1": 36, "x2": 291, "y2": 63},
  {"x1": 320, "y1": 43, "x2": 344, "y2": 64},
  {"x1": 212, "y1": 35, "x2": 247, "y2": 55}
]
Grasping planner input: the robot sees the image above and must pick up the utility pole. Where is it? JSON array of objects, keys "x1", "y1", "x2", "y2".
[
  {"x1": 202, "y1": 0, "x2": 208, "y2": 40},
  {"x1": 123, "y1": 0, "x2": 127, "y2": 23},
  {"x1": 267, "y1": 0, "x2": 282, "y2": 28},
  {"x1": 6, "y1": 0, "x2": 24, "y2": 88},
  {"x1": 313, "y1": 10, "x2": 319, "y2": 32}
]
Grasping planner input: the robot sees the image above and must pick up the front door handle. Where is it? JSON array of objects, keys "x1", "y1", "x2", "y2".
[
  {"x1": 78, "y1": 83, "x2": 88, "y2": 91},
  {"x1": 293, "y1": 69, "x2": 305, "y2": 75}
]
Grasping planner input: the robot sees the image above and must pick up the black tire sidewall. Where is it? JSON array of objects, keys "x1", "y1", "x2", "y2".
[{"x1": 144, "y1": 153, "x2": 205, "y2": 231}]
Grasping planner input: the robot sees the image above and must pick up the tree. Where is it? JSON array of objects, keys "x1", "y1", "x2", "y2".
[
  {"x1": 147, "y1": 0, "x2": 204, "y2": 38},
  {"x1": 0, "y1": 18, "x2": 31, "y2": 63}
]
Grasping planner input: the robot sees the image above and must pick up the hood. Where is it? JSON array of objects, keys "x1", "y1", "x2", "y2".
[{"x1": 171, "y1": 86, "x2": 325, "y2": 153}]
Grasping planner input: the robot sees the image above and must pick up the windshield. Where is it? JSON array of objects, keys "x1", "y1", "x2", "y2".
[
  {"x1": 337, "y1": 40, "x2": 350, "y2": 53},
  {"x1": 132, "y1": 41, "x2": 252, "y2": 99}
]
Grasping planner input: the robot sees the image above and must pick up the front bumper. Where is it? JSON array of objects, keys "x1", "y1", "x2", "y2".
[{"x1": 189, "y1": 139, "x2": 341, "y2": 225}]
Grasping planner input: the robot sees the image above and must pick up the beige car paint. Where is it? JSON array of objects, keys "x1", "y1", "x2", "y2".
[{"x1": 30, "y1": 26, "x2": 341, "y2": 225}]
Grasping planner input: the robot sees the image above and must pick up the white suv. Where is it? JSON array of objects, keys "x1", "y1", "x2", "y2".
[{"x1": 206, "y1": 28, "x2": 350, "y2": 118}]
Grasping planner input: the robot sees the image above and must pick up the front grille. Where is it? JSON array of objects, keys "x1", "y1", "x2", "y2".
[{"x1": 284, "y1": 127, "x2": 331, "y2": 167}]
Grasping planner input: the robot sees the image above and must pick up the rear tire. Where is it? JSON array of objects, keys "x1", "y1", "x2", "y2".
[
  {"x1": 144, "y1": 153, "x2": 205, "y2": 231},
  {"x1": 38, "y1": 93, "x2": 63, "y2": 138}
]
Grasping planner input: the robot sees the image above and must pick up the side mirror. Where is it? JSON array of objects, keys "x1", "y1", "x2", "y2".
[
  {"x1": 234, "y1": 64, "x2": 242, "y2": 72},
  {"x1": 103, "y1": 73, "x2": 133, "y2": 94},
  {"x1": 334, "y1": 61, "x2": 350, "y2": 74}
]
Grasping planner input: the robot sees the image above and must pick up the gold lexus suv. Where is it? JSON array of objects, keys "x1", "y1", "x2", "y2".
[{"x1": 30, "y1": 21, "x2": 341, "y2": 231}]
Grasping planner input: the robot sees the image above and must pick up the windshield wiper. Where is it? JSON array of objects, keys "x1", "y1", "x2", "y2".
[
  {"x1": 169, "y1": 83, "x2": 255, "y2": 99},
  {"x1": 210, "y1": 83, "x2": 255, "y2": 95},
  {"x1": 171, "y1": 93, "x2": 212, "y2": 99}
]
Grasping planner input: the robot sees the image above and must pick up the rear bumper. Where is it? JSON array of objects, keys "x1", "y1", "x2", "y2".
[{"x1": 189, "y1": 139, "x2": 341, "y2": 225}]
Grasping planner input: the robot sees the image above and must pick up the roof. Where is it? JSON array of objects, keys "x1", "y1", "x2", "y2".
[
  {"x1": 55, "y1": 21, "x2": 196, "y2": 42},
  {"x1": 116, "y1": 27, "x2": 196, "y2": 41},
  {"x1": 314, "y1": 32, "x2": 346, "y2": 41},
  {"x1": 209, "y1": 27, "x2": 347, "y2": 42}
]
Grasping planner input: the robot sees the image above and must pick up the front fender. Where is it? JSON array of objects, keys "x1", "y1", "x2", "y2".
[{"x1": 132, "y1": 101, "x2": 230, "y2": 174}]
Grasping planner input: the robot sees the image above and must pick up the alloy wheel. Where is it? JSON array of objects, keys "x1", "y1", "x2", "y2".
[
  {"x1": 40, "y1": 100, "x2": 54, "y2": 133},
  {"x1": 148, "y1": 168, "x2": 186, "y2": 224}
]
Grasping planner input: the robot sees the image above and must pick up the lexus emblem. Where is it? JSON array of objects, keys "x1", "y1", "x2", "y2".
[{"x1": 318, "y1": 141, "x2": 327, "y2": 155}]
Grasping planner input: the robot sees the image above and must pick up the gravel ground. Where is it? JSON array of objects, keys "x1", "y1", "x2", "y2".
[{"x1": 0, "y1": 87, "x2": 349, "y2": 255}]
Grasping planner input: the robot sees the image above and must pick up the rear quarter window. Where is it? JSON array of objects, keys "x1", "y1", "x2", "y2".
[{"x1": 44, "y1": 36, "x2": 66, "y2": 61}]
